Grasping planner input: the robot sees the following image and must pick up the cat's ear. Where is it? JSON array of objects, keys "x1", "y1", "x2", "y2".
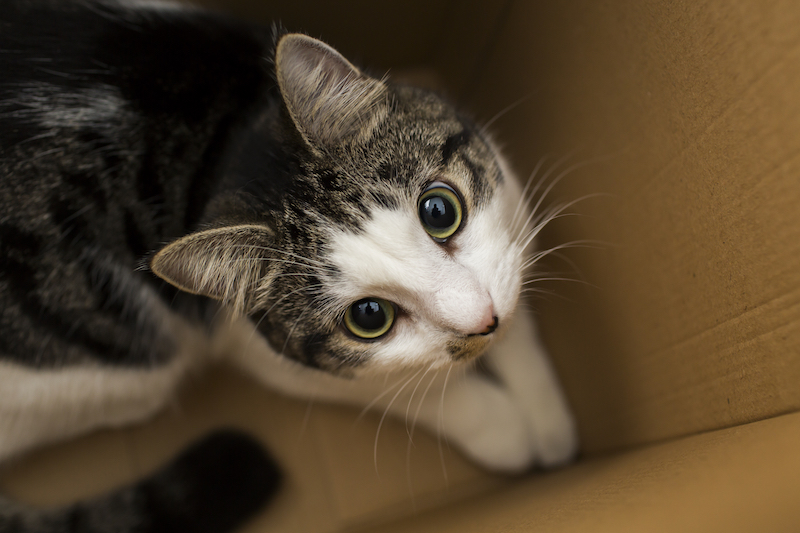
[
  {"x1": 275, "y1": 33, "x2": 387, "y2": 147},
  {"x1": 150, "y1": 225, "x2": 271, "y2": 316}
]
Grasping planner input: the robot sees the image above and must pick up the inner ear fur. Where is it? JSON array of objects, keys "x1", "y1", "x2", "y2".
[
  {"x1": 150, "y1": 225, "x2": 272, "y2": 315},
  {"x1": 275, "y1": 33, "x2": 387, "y2": 147}
]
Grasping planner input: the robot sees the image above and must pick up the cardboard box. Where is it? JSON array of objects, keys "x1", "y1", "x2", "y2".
[{"x1": 3, "y1": 0, "x2": 799, "y2": 531}]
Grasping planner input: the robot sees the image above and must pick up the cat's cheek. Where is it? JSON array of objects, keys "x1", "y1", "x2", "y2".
[
  {"x1": 350, "y1": 326, "x2": 455, "y2": 371},
  {"x1": 453, "y1": 212, "x2": 522, "y2": 324}
]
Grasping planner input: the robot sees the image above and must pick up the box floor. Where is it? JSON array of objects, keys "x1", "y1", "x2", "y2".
[
  {"x1": 3, "y1": 370, "x2": 799, "y2": 532},
  {"x1": 0, "y1": 368, "x2": 504, "y2": 533}
]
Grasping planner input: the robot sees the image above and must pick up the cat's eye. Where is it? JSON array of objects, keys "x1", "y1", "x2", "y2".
[
  {"x1": 344, "y1": 298, "x2": 396, "y2": 339},
  {"x1": 418, "y1": 183, "x2": 463, "y2": 242}
]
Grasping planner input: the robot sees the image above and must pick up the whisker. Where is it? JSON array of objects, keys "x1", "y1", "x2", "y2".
[
  {"x1": 519, "y1": 240, "x2": 607, "y2": 271},
  {"x1": 516, "y1": 192, "x2": 612, "y2": 256},
  {"x1": 521, "y1": 276, "x2": 598, "y2": 291},
  {"x1": 404, "y1": 366, "x2": 437, "y2": 508},
  {"x1": 513, "y1": 150, "x2": 579, "y2": 244},
  {"x1": 516, "y1": 212, "x2": 581, "y2": 254},
  {"x1": 523, "y1": 276, "x2": 585, "y2": 284},
  {"x1": 355, "y1": 371, "x2": 415, "y2": 423},
  {"x1": 516, "y1": 192, "x2": 606, "y2": 254},
  {"x1": 528, "y1": 192, "x2": 611, "y2": 231},
  {"x1": 510, "y1": 155, "x2": 549, "y2": 231},
  {"x1": 238, "y1": 244, "x2": 331, "y2": 266},
  {"x1": 405, "y1": 363, "x2": 436, "y2": 440},
  {"x1": 299, "y1": 397, "x2": 315, "y2": 440},
  {"x1": 520, "y1": 288, "x2": 576, "y2": 304},
  {"x1": 480, "y1": 93, "x2": 533, "y2": 135},
  {"x1": 412, "y1": 367, "x2": 441, "y2": 435},
  {"x1": 374, "y1": 368, "x2": 423, "y2": 474},
  {"x1": 525, "y1": 152, "x2": 616, "y2": 228},
  {"x1": 520, "y1": 287, "x2": 561, "y2": 297},
  {"x1": 243, "y1": 283, "x2": 323, "y2": 354},
  {"x1": 547, "y1": 250, "x2": 589, "y2": 283},
  {"x1": 437, "y1": 365, "x2": 453, "y2": 486},
  {"x1": 280, "y1": 306, "x2": 311, "y2": 356}
]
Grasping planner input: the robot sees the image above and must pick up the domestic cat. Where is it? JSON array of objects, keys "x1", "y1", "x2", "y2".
[{"x1": 0, "y1": 1, "x2": 578, "y2": 531}]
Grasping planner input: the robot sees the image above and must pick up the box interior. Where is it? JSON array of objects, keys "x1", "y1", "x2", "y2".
[{"x1": 2, "y1": 0, "x2": 799, "y2": 531}]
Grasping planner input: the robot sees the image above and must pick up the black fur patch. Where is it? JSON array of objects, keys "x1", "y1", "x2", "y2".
[
  {"x1": 0, "y1": 430, "x2": 280, "y2": 533},
  {"x1": 139, "y1": 430, "x2": 280, "y2": 533},
  {"x1": 441, "y1": 129, "x2": 471, "y2": 166},
  {"x1": 1, "y1": 1, "x2": 272, "y2": 368}
]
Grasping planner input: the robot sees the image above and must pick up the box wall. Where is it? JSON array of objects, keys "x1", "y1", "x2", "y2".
[
  {"x1": 436, "y1": 0, "x2": 800, "y2": 453},
  {"x1": 3, "y1": 1, "x2": 800, "y2": 531}
]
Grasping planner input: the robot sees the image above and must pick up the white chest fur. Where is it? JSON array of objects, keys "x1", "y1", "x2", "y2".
[{"x1": 0, "y1": 354, "x2": 191, "y2": 462}]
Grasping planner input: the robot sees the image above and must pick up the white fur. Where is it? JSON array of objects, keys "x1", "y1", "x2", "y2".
[
  {"x1": 323, "y1": 185, "x2": 521, "y2": 371},
  {"x1": 0, "y1": 357, "x2": 190, "y2": 462},
  {"x1": 226, "y1": 300, "x2": 576, "y2": 471},
  {"x1": 0, "y1": 159, "x2": 577, "y2": 474},
  {"x1": 227, "y1": 170, "x2": 579, "y2": 471},
  {"x1": 0, "y1": 257, "x2": 203, "y2": 462}
]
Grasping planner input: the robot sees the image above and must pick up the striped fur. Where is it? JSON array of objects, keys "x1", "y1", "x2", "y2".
[{"x1": 0, "y1": 1, "x2": 578, "y2": 532}]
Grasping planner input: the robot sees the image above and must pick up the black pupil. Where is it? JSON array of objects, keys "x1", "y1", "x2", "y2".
[
  {"x1": 352, "y1": 299, "x2": 386, "y2": 331},
  {"x1": 420, "y1": 195, "x2": 456, "y2": 229}
]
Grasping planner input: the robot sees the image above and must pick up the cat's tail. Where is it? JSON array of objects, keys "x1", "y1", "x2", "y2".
[{"x1": 0, "y1": 429, "x2": 280, "y2": 533}]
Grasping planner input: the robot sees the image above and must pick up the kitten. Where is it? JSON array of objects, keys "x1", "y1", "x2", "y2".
[{"x1": 0, "y1": 1, "x2": 578, "y2": 531}]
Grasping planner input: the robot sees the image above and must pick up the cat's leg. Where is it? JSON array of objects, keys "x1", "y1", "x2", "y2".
[
  {"x1": 395, "y1": 368, "x2": 538, "y2": 472},
  {"x1": 329, "y1": 307, "x2": 579, "y2": 472},
  {"x1": 226, "y1": 317, "x2": 542, "y2": 472},
  {"x1": 481, "y1": 303, "x2": 579, "y2": 468},
  {"x1": 0, "y1": 350, "x2": 193, "y2": 462},
  {"x1": 0, "y1": 361, "x2": 186, "y2": 461},
  {"x1": 233, "y1": 358, "x2": 537, "y2": 472}
]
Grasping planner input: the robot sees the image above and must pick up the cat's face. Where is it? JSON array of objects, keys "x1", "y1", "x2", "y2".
[
  {"x1": 151, "y1": 34, "x2": 526, "y2": 374},
  {"x1": 322, "y1": 167, "x2": 523, "y2": 374}
]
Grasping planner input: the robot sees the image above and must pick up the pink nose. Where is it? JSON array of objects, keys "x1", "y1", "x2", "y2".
[{"x1": 469, "y1": 306, "x2": 499, "y2": 336}]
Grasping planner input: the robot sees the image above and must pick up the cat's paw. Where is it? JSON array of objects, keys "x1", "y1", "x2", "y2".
[
  {"x1": 441, "y1": 378, "x2": 535, "y2": 473},
  {"x1": 480, "y1": 303, "x2": 580, "y2": 470},
  {"x1": 527, "y1": 401, "x2": 579, "y2": 469}
]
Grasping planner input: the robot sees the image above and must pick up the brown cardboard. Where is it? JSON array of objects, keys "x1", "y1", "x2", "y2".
[
  {"x1": 445, "y1": 0, "x2": 800, "y2": 454},
  {"x1": 0, "y1": 368, "x2": 502, "y2": 533},
  {"x1": 357, "y1": 411, "x2": 800, "y2": 533},
  {"x1": 2, "y1": 0, "x2": 800, "y2": 531}
]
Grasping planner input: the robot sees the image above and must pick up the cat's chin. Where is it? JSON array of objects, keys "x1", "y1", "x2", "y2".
[
  {"x1": 445, "y1": 334, "x2": 495, "y2": 362},
  {"x1": 349, "y1": 340, "x2": 497, "y2": 379}
]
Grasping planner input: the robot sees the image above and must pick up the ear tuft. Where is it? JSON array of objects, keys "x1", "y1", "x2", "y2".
[
  {"x1": 151, "y1": 225, "x2": 272, "y2": 316},
  {"x1": 276, "y1": 33, "x2": 387, "y2": 147}
]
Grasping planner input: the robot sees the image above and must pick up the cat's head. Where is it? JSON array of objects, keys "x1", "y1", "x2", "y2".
[{"x1": 151, "y1": 33, "x2": 527, "y2": 375}]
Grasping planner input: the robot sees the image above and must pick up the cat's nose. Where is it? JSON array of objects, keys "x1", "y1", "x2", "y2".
[{"x1": 469, "y1": 307, "x2": 499, "y2": 336}]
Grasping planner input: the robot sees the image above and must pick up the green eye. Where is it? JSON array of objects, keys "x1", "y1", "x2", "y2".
[
  {"x1": 344, "y1": 298, "x2": 396, "y2": 339},
  {"x1": 418, "y1": 183, "x2": 463, "y2": 241}
]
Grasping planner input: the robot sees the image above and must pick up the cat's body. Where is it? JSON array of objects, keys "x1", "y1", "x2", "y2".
[{"x1": 0, "y1": 1, "x2": 577, "y2": 531}]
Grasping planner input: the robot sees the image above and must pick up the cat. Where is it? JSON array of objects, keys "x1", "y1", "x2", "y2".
[{"x1": 0, "y1": 1, "x2": 578, "y2": 531}]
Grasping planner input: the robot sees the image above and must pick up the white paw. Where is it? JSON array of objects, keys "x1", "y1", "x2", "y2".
[
  {"x1": 527, "y1": 402, "x2": 579, "y2": 469},
  {"x1": 441, "y1": 378, "x2": 535, "y2": 473},
  {"x1": 480, "y1": 303, "x2": 580, "y2": 470}
]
